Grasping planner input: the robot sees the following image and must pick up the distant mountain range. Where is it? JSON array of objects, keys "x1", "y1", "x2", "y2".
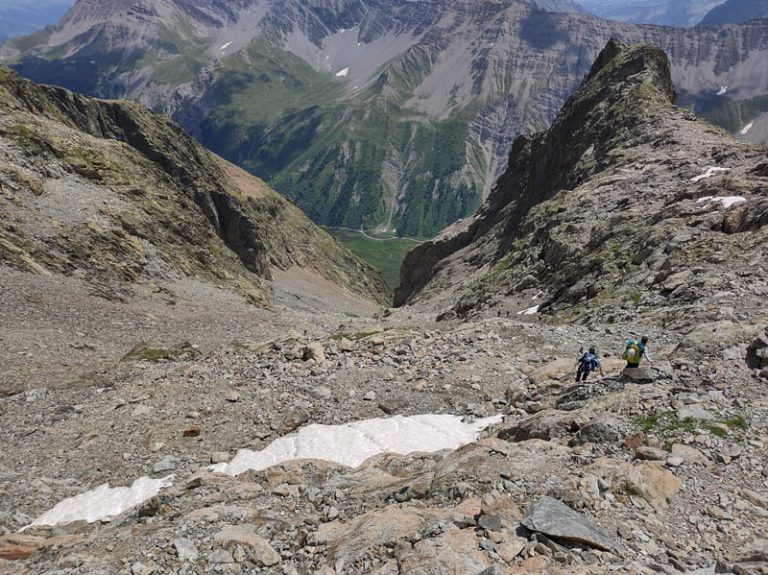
[
  {"x1": 577, "y1": 0, "x2": 724, "y2": 27},
  {"x1": 0, "y1": 0, "x2": 73, "y2": 42},
  {"x1": 699, "y1": 0, "x2": 768, "y2": 26},
  {"x1": 3, "y1": 0, "x2": 768, "y2": 237}
]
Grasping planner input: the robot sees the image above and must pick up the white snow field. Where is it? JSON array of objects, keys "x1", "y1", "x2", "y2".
[
  {"x1": 691, "y1": 166, "x2": 730, "y2": 183},
  {"x1": 212, "y1": 414, "x2": 502, "y2": 476},
  {"x1": 335, "y1": 67, "x2": 350, "y2": 78},
  {"x1": 28, "y1": 476, "x2": 174, "y2": 528},
  {"x1": 740, "y1": 121, "x2": 754, "y2": 135},
  {"x1": 518, "y1": 305, "x2": 540, "y2": 316},
  {"x1": 697, "y1": 196, "x2": 747, "y2": 209},
  {"x1": 717, "y1": 86, "x2": 728, "y2": 96},
  {"x1": 29, "y1": 414, "x2": 502, "y2": 526}
]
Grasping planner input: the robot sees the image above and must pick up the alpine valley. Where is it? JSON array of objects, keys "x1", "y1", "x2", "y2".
[
  {"x1": 2, "y1": 38, "x2": 768, "y2": 575},
  {"x1": 3, "y1": 0, "x2": 768, "y2": 236}
]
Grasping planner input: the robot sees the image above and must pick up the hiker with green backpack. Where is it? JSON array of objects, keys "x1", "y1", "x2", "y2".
[{"x1": 623, "y1": 336, "x2": 652, "y2": 368}]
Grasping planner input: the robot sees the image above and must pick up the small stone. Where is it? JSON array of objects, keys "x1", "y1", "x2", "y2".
[
  {"x1": 153, "y1": 456, "x2": 180, "y2": 473},
  {"x1": 497, "y1": 539, "x2": 526, "y2": 563},
  {"x1": 522, "y1": 496, "x2": 617, "y2": 551},
  {"x1": 635, "y1": 446, "x2": 667, "y2": 461},
  {"x1": 742, "y1": 489, "x2": 768, "y2": 509},
  {"x1": 363, "y1": 391, "x2": 377, "y2": 401},
  {"x1": 210, "y1": 452, "x2": 229, "y2": 464},
  {"x1": 666, "y1": 456, "x2": 685, "y2": 468},
  {"x1": 224, "y1": 390, "x2": 240, "y2": 403},
  {"x1": 677, "y1": 405, "x2": 716, "y2": 421},
  {"x1": 303, "y1": 342, "x2": 326, "y2": 364},
  {"x1": 182, "y1": 426, "x2": 201, "y2": 438},
  {"x1": 312, "y1": 386, "x2": 332, "y2": 400},
  {"x1": 173, "y1": 538, "x2": 199, "y2": 562},
  {"x1": 208, "y1": 549, "x2": 234, "y2": 564},
  {"x1": 671, "y1": 444, "x2": 710, "y2": 466},
  {"x1": 214, "y1": 526, "x2": 280, "y2": 567},
  {"x1": 132, "y1": 405, "x2": 152, "y2": 418},
  {"x1": 338, "y1": 338, "x2": 355, "y2": 352}
]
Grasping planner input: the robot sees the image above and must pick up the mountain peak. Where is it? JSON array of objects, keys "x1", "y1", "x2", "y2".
[{"x1": 396, "y1": 41, "x2": 767, "y2": 322}]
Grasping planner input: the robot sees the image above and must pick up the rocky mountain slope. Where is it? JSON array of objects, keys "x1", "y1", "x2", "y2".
[
  {"x1": 0, "y1": 64, "x2": 388, "y2": 393},
  {"x1": 699, "y1": 0, "x2": 768, "y2": 25},
  {"x1": 2, "y1": 42, "x2": 768, "y2": 575},
  {"x1": 396, "y1": 40, "x2": 768, "y2": 332},
  {"x1": 2, "y1": 0, "x2": 768, "y2": 237}
]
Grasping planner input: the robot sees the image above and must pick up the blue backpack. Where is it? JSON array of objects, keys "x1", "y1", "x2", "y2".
[{"x1": 579, "y1": 353, "x2": 597, "y2": 372}]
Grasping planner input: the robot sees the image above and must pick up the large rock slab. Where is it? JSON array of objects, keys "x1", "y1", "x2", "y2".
[
  {"x1": 619, "y1": 361, "x2": 673, "y2": 383},
  {"x1": 498, "y1": 411, "x2": 584, "y2": 442},
  {"x1": 395, "y1": 528, "x2": 494, "y2": 575},
  {"x1": 521, "y1": 496, "x2": 617, "y2": 551},
  {"x1": 592, "y1": 458, "x2": 683, "y2": 510}
]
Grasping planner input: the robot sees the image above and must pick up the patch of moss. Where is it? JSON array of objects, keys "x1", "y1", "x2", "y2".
[
  {"x1": 330, "y1": 330, "x2": 383, "y2": 341},
  {"x1": 122, "y1": 342, "x2": 200, "y2": 363},
  {"x1": 635, "y1": 411, "x2": 748, "y2": 439},
  {"x1": 635, "y1": 412, "x2": 698, "y2": 435},
  {"x1": 724, "y1": 415, "x2": 749, "y2": 431}
]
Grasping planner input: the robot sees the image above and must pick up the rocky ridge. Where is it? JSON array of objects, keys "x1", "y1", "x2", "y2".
[
  {"x1": 0, "y1": 65, "x2": 387, "y2": 305},
  {"x1": 396, "y1": 40, "x2": 768, "y2": 337},
  {"x1": 0, "y1": 64, "x2": 388, "y2": 395}
]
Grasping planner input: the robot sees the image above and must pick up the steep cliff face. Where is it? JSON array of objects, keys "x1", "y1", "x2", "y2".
[
  {"x1": 3, "y1": 0, "x2": 768, "y2": 236},
  {"x1": 0, "y1": 67, "x2": 389, "y2": 306},
  {"x1": 396, "y1": 41, "x2": 768, "y2": 329}
]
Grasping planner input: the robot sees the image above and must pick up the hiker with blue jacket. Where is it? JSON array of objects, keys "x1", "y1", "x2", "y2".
[
  {"x1": 575, "y1": 346, "x2": 604, "y2": 382},
  {"x1": 623, "y1": 335, "x2": 652, "y2": 368}
]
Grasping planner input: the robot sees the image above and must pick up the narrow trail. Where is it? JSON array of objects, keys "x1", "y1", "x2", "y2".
[{"x1": 334, "y1": 227, "x2": 425, "y2": 244}]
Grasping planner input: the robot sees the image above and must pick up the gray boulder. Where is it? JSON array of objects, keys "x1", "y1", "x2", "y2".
[
  {"x1": 746, "y1": 327, "x2": 768, "y2": 369},
  {"x1": 521, "y1": 496, "x2": 618, "y2": 551}
]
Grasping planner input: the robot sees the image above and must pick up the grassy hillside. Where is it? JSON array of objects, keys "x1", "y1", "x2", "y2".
[
  {"x1": 188, "y1": 41, "x2": 483, "y2": 237},
  {"x1": 326, "y1": 228, "x2": 425, "y2": 290}
]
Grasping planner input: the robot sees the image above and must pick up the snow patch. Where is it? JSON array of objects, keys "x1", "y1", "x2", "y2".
[
  {"x1": 211, "y1": 414, "x2": 502, "y2": 477},
  {"x1": 691, "y1": 166, "x2": 730, "y2": 183},
  {"x1": 697, "y1": 196, "x2": 747, "y2": 209},
  {"x1": 219, "y1": 41, "x2": 233, "y2": 51},
  {"x1": 27, "y1": 476, "x2": 174, "y2": 528},
  {"x1": 518, "y1": 305, "x2": 540, "y2": 316},
  {"x1": 740, "y1": 122, "x2": 754, "y2": 135},
  {"x1": 336, "y1": 67, "x2": 350, "y2": 78},
  {"x1": 717, "y1": 86, "x2": 728, "y2": 96}
]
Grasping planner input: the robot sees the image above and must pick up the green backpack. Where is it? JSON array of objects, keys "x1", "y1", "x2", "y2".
[{"x1": 623, "y1": 339, "x2": 642, "y2": 363}]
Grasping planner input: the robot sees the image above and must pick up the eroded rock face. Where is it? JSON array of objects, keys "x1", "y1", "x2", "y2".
[{"x1": 0, "y1": 67, "x2": 390, "y2": 306}]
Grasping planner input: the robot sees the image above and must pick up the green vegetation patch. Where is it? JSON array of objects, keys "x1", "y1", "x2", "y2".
[
  {"x1": 325, "y1": 227, "x2": 424, "y2": 289},
  {"x1": 195, "y1": 40, "x2": 482, "y2": 237},
  {"x1": 122, "y1": 342, "x2": 201, "y2": 363},
  {"x1": 634, "y1": 410, "x2": 749, "y2": 440}
]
